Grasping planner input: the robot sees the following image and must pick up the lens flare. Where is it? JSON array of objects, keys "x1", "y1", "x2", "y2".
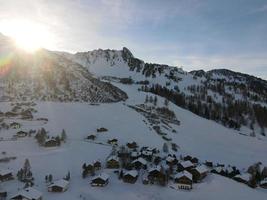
[{"x1": 0, "y1": 53, "x2": 13, "y2": 76}]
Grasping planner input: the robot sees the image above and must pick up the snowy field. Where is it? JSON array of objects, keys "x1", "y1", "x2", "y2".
[{"x1": 0, "y1": 82, "x2": 267, "y2": 199}]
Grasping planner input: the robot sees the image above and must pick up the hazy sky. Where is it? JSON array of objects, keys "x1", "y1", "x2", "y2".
[{"x1": 0, "y1": 0, "x2": 267, "y2": 79}]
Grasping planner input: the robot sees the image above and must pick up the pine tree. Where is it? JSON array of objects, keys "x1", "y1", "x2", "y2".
[
  {"x1": 145, "y1": 95, "x2": 148, "y2": 103},
  {"x1": 55, "y1": 136, "x2": 61, "y2": 146},
  {"x1": 164, "y1": 99, "x2": 169, "y2": 107},
  {"x1": 163, "y1": 143, "x2": 169, "y2": 153},
  {"x1": 153, "y1": 96, "x2": 158, "y2": 106},
  {"x1": 61, "y1": 129, "x2": 67, "y2": 142},
  {"x1": 23, "y1": 159, "x2": 31, "y2": 176},
  {"x1": 82, "y1": 163, "x2": 87, "y2": 170},
  {"x1": 48, "y1": 174, "x2": 53, "y2": 183},
  {"x1": 65, "y1": 171, "x2": 70, "y2": 181}
]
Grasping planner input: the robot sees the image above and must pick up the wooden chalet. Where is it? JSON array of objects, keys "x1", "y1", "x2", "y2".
[
  {"x1": 233, "y1": 173, "x2": 251, "y2": 185},
  {"x1": 191, "y1": 157, "x2": 199, "y2": 164},
  {"x1": 48, "y1": 179, "x2": 69, "y2": 192},
  {"x1": 165, "y1": 155, "x2": 177, "y2": 166},
  {"x1": 16, "y1": 131, "x2": 28, "y2": 138},
  {"x1": 11, "y1": 187, "x2": 42, "y2": 200},
  {"x1": 132, "y1": 157, "x2": 147, "y2": 170},
  {"x1": 91, "y1": 173, "x2": 109, "y2": 187},
  {"x1": 0, "y1": 169, "x2": 13, "y2": 182},
  {"x1": 127, "y1": 141, "x2": 138, "y2": 149},
  {"x1": 106, "y1": 156, "x2": 120, "y2": 169},
  {"x1": 44, "y1": 139, "x2": 59, "y2": 147},
  {"x1": 184, "y1": 155, "x2": 192, "y2": 161},
  {"x1": 107, "y1": 138, "x2": 118, "y2": 145},
  {"x1": 211, "y1": 166, "x2": 226, "y2": 176},
  {"x1": 189, "y1": 165, "x2": 208, "y2": 182},
  {"x1": 84, "y1": 164, "x2": 95, "y2": 175},
  {"x1": 123, "y1": 170, "x2": 138, "y2": 184},
  {"x1": 87, "y1": 134, "x2": 96, "y2": 140},
  {"x1": 97, "y1": 127, "x2": 108, "y2": 133},
  {"x1": 174, "y1": 171, "x2": 193, "y2": 190},
  {"x1": 148, "y1": 166, "x2": 166, "y2": 185},
  {"x1": 93, "y1": 161, "x2": 102, "y2": 170},
  {"x1": 177, "y1": 160, "x2": 194, "y2": 172},
  {"x1": 205, "y1": 161, "x2": 213, "y2": 168},
  {"x1": 141, "y1": 150, "x2": 153, "y2": 161}
]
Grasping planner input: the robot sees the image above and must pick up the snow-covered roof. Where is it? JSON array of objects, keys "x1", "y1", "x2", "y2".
[
  {"x1": 49, "y1": 179, "x2": 69, "y2": 189},
  {"x1": 180, "y1": 160, "x2": 194, "y2": 168},
  {"x1": 124, "y1": 170, "x2": 138, "y2": 177},
  {"x1": 132, "y1": 157, "x2": 147, "y2": 165},
  {"x1": 226, "y1": 166, "x2": 233, "y2": 173},
  {"x1": 175, "y1": 171, "x2": 192, "y2": 180},
  {"x1": 234, "y1": 173, "x2": 251, "y2": 182},
  {"x1": 142, "y1": 150, "x2": 153, "y2": 156},
  {"x1": 92, "y1": 173, "x2": 109, "y2": 181},
  {"x1": 45, "y1": 138, "x2": 57, "y2": 142},
  {"x1": 195, "y1": 165, "x2": 208, "y2": 174},
  {"x1": 107, "y1": 156, "x2": 119, "y2": 162},
  {"x1": 11, "y1": 187, "x2": 42, "y2": 200},
  {"x1": 214, "y1": 166, "x2": 224, "y2": 173},
  {"x1": 0, "y1": 169, "x2": 12, "y2": 176},
  {"x1": 131, "y1": 151, "x2": 140, "y2": 157},
  {"x1": 166, "y1": 156, "x2": 175, "y2": 162},
  {"x1": 148, "y1": 165, "x2": 161, "y2": 173}
]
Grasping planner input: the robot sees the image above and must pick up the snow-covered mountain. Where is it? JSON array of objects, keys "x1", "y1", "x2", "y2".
[
  {"x1": 61, "y1": 47, "x2": 267, "y2": 137},
  {"x1": 1, "y1": 33, "x2": 267, "y2": 200},
  {"x1": 0, "y1": 34, "x2": 127, "y2": 103}
]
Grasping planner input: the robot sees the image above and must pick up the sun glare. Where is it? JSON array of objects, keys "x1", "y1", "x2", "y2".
[{"x1": 0, "y1": 19, "x2": 53, "y2": 52}]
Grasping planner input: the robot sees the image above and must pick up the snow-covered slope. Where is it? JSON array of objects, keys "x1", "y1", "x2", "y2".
[
  {"x1": 0, "y1": 82, "x2": 266, "y2": 199},
  {"x1": 62, "y1": 48, "x2": 267, "y2": 136}
]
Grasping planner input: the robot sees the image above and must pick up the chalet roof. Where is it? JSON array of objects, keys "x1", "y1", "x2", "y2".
[
  {"x1": 49, "y1": 179, "x2": 69, "y2": 189},
  {"x1": 107, "y1": 156, "x2": 119, "y2": 162},
  {"x1": 175, "y1": 171, "x2": 193, "y2": 180},
  {"x1": 132, "y1": 157, "x2": 147, "y2": 165},
  {"x1": 234, "y1": 173, "x2": 251, "y2": 182},
  {"x1": 92, "y1": 173, "x2": 109, "y2": 181},
  {"x1": 166, "y1": 156, "x2": 175, "y2": 162},
  {"x1": 148, "y1": 165, "x2": 161, "y2": 173},
  {"x1": 146, "y1": 147, "x2": 154, "y2": 152},
  {"x1": 124, "y1": 170, "x2": 138, "y2": 178},
  {"x1": 0, "y1": 169, "x2": 12, "y2": 176},
  {"x1": 226, "y1": 166, "x2": 234, "y2": 173},
  {"x1": 131, "y1": 151, "x2": 140, "y2": 157},
  {"x1": 179, "y1": 160, "x2": 194, "y2": 168},
  {"x1": 141, "y1": 150, "x2": 153, "y2": 156},
  {"x1": 45, "y1": 138, "x2": 57, "y2": 143},
  {"x1": 11, "y1": 187, "x2": 42, "y2": 200},
  {"x1": 214, "y1": 166, "x2": 225, "y2": 173},
  {"x1": 195, "y1": 165, "x2": 208, "y2": 174},
  {"x1": 17, "y1": 131, "x2": 27, "y2": 134}
]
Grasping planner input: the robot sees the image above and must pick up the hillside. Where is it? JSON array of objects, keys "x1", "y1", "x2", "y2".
[{"x1": 62, "y1": 48, "x2": 267, "y2": 137}]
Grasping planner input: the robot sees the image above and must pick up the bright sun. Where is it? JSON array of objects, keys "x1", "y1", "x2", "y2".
[{"x1": 0, "y1": 19, "x2": 53, "y2": 52}]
